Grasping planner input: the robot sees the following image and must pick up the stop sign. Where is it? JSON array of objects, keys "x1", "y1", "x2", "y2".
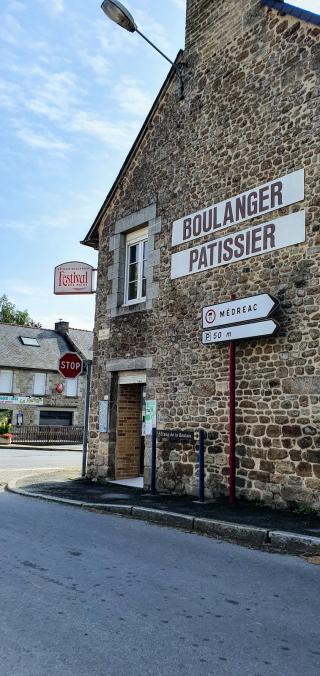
[{"x1": 58, "y1": 352, "x2": 83, "y2": 378}]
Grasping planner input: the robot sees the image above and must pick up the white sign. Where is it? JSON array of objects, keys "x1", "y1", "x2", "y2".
[
  {"x1": 145, "y1": 400, "x2": 157, "y2": 435},
  {"x1": 171, "y1": 211, "x2": 305, "y2": 280},
  {"x1": 98, "y1": 328, "x2": 110, "y2": 341},
  {"x1": 203, "y1": 294, "x2": 279, "y2": 329},
  {"x1": 54, "y1": 261, "x2": 95, "y2": 295},
  {"x1": 99, "y1": 400, "x2": 109, "y2": 433},
  {"x1": 0, "y1": 395, "x2": 44, "y2": 406},
  {"x1": 172, "y1": 169, "x2": 304, "y2": 247},
  {"x1": 202, "y1": 320, "x2": 278, "y2": 344}
]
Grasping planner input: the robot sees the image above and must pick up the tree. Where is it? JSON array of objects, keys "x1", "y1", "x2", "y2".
[{"x1": 0, "y1": 295, "x2": 41, "y2": 327}]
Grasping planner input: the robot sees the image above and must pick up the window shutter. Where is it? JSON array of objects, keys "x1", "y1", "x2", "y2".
[
  {"x1": 33, "y1": 373, "x2": 46, "y2": 396},
  {"x1": 65, "y1": 378, "x2": 78, "y2": 397},
  {"x1": 0, "y1": 371, "x2": 13, "y2": 393}
]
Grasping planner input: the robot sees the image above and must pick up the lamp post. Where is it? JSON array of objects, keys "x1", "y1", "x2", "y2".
[{"x1": 101, "y1": 0, "x2": 184, "y2": 99}]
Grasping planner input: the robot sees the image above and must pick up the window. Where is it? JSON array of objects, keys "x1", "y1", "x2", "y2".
[
  {"x1": 124, "y1": 227, "x2": 148, "y2": 305},
  {"x1": 33, "y1": 373, "x2": 46, "y2": 396},
  {"x1": 65, "y1": 378, "x2": 78, "y2": 397},
  {"x1": 20, "y1": 337, "x2": 40, "y2": 346},
  {"x1": 40, "y1": 410, "x2": 73, "y2": 427},
  {"x1": 0, "y1": 371, "x2": 13, "y2": 393}
]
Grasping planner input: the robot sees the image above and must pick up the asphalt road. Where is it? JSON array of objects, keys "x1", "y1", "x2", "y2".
[
  {"x1": 0, "y1": 492, "x2": 319, "y2": 676},
  {"x1": 0, "y1": 447, "x2": 81, "y2": 485}
]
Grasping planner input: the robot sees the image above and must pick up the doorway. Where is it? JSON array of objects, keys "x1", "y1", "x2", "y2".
[{"x1": 115, "y1": 376, "x2": 146, "y2": 481}]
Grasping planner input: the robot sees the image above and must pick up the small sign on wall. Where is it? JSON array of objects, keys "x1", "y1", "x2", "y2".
[
  {"x1": 16, "y1": 412, "x2": 24, "y2": 426},
  {"x1": 99, "y1": 400, "x2": 109, "y2": 433},
  {"x1": 145, "y1": 400, "x2": 157, "y2": 435},
  {"x1": 157, "y1": 429, "x2": 195, "y2": 443}
]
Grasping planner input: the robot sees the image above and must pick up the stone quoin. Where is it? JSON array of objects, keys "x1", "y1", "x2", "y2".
[{"x1": 82, "y1": 0, "x2": 320, "y2": 511}]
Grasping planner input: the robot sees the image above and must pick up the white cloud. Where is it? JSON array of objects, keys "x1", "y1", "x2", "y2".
[
  {"x1": 0, "y1": 12, "x2": 23, "y2": 46},
  {"x1": 171, "y1": 0, "x2": 186, "y2": 10},
  {"x1": 67, "y1": 110, "x2": 140, "y2": 149},
  {"x1": 0, "y1": 219, "x2": 36, "y2": 239},
  {"x1": 6, "y1": 1, "x2": 25, "y2": 12},
  {"x1": 6, "y1": 281, "x2": 43, "y2": 297},
  {"x1": 134, "y1": 8, "x2": 173, "y2": 56},
  {"x1": 39, "y1": 306, "x2": 95, "y2": 332},
  {"x1": 15, "y1": 124, "x2": 72, "y2": 153},
  {"x1": 113, "y1": 77, "x2": 152, "y2": 117},
  {"x1": 0, "y1": 79, "x2": 21, "y2": 109},
  {"x1": 94, "y1": 16, "x2": 137, "y2": 56},
  {"x1": 37, "y1": 0, "x2": 64, "y2": 15},
  {"x1": 52, "y1": 0, "x2": 64, "y2": 12},
  {"x1": 79, "y1": 51, "x2": 111, "y2": 81},
  {"x1": 24, "y1": 69, "x2": 80, "y2": 123}
]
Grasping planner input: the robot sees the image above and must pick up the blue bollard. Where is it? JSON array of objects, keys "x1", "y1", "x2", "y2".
[
  {"x1": 151, "y1": 427, "x2": 157, "y2": 494},
  {"x1": 199, "y1": 428, "x2": 205, "y2": 503}
]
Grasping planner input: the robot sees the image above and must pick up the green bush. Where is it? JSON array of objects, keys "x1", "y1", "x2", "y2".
[{"x1": 0, "y1": 416, "x2": 12, "y2": 435}]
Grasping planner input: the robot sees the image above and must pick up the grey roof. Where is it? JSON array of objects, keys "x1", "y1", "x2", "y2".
[
  {"x1": 261, "y1": 0, "x2": 320, "y2": 26},
  {"x1": 0, "y1": 323, "x2": 93, "y2": 371},
  {"x1": 68, "y1": 328, "x2": 93, "y2": 361}
]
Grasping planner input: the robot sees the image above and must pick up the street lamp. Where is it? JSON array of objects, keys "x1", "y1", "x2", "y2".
[{"x1": 101, "y1": 0, "x2": 184, "y2": 99}]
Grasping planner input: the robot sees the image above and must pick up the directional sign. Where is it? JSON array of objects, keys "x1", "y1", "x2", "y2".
[
  {"x1": 58, "y1": 352, "x2": 83, "y2": 378},
  {"x1": 157, "y1": 429, "x2": 195, "y2": 443},
  {"x1": 202, "y1": 294, "x2": 279, "y2": 329},
  {"x1": 202, "y1": 320, "x2": 278, "y2": 344}
]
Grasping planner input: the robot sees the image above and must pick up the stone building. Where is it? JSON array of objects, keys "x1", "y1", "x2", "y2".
[
  {"x1": 82, "y1": 0, "x2": 320, "y2": 509},
  {"x1": 0, "y1": 321, "x2": 92, "y2": 432}
]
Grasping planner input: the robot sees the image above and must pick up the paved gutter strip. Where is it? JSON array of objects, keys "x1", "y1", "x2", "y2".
[
  {"x1": 4, "y1": 474, "x2": 320, "y2": 556},
  {"x1": 7, "y1": 484, "x2": 85, "y2": 508},
  {"x1": 268, "y1": 530, "x2": 320, "y2": 556},
  {"x1": 87, "y1": 504, "x2": 133, "y2": 516},
  {"x1": 131, "y1": 506, "x2": 194, "y2": 530},
  {"x1": 193, "y1": 517, "x2": 269, "y2": 547}
]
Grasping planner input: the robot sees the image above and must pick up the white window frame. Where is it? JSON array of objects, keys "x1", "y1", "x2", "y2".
[
  {"x1": 0, "y1": 370, "x2": 13, "y2": 393},
  {"x1": 33, "y1": 373, "x2": 46, "y2": 396},
  {"x1": 65, "y1": 378, "x2": 78, "y2": 397},
  {"x1": 124, "y1": 227, "x2": 148, "y2": 306}
]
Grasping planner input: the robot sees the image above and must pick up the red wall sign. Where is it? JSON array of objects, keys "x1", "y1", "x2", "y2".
[{"x1": 58, "y1": 352, "x2": 83, "y2": 378}]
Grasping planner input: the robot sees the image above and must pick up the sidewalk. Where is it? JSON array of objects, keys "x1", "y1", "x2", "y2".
[{"x1": 7, "y1": 470, "x2": 320, "y2": 557}]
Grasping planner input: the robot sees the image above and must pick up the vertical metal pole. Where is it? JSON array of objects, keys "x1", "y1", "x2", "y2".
[
  {"x1": 198, "y1": 428, "x2": 205, "y2": 503},
  {"x1": 228, "y1": 294, "x2": 236, "y2": 504},
  {"x1": 151, "y1": 427, "x2": 157, "y2": 494},
  {"x1": 82, "y1": 360, "x2": 92, "y2": 478}
]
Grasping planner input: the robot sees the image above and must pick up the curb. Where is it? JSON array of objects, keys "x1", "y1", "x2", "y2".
[
  {"x1": 193, "y1": 517, "x2": 268, "y2": 547},
  {"x1": 5, "y1": 475, "x2": 320, "y2": 557},
  {"x1": 132, "y1": 506, "x2": 194, "y2": 530},
  {"x1": 268, "y1": 530, "x2": 320, "y2": 556},
  {"x1": 0, "y1": 445, "x2": 81, "y2": 452}
]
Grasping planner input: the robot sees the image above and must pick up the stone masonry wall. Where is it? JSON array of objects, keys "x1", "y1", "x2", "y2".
[
  {"x1": 87, "y1": 0, "x2": 320, "y2": 510},
  {"x1": 1, "y1": 369, "x2": 85, "y2": 426}
]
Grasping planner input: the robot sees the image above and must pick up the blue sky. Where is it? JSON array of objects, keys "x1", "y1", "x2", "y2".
[{"x1": 0, "y1": 0, "x2": 318, "y2": 330}]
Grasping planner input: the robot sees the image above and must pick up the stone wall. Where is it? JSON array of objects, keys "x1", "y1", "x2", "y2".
[{"x1": 86, "y1": 0, "x2": 320, "y2": 510}]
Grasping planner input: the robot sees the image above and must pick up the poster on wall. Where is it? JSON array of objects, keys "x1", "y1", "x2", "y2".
[
  {"x1": 145, "y1": 400, "x2": 157, "y2": 435},
  {"x1": 99, "y1": 400, "x2": 109, "y2": 433},
  {"x1": 0, "y1": 395, "x2": 43, "y2": 406}
]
